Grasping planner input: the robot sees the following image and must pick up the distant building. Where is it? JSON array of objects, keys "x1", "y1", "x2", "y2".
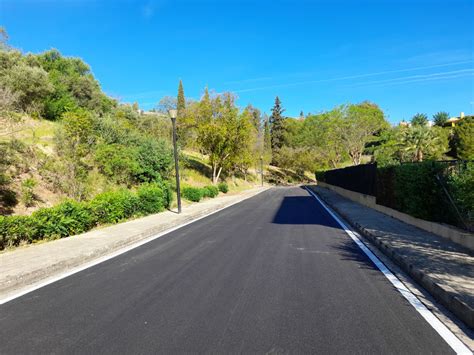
[{"x1": 444, "y1": 112, "x2": 465, "y2": 127}]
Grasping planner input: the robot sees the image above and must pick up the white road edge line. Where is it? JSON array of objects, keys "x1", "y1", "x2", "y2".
[
  {"x1": 0, "y1": 187, "x2": 270, "y2": 306},
  {"x1": 304, "y1": 187, "x2": 472, "y2": 355}
]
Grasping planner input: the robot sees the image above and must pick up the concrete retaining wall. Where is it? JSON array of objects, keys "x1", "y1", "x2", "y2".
[{"x1": 318, "y1": 181, "x2": 474, "y2": 251}]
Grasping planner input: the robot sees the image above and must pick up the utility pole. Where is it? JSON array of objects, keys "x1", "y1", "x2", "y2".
[{"x1": 260, "y1": 156, "x2": 264, "y2": 187}]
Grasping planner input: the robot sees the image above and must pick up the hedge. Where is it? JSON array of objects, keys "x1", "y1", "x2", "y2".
[
  {"x1": 0, "y1": 181, "x2": 173, "y2": 250},
  {"x1": 203, "y1": 185, "x2": 219, "y2": 198},
  {"x1": 181, "y1": 185, "x2": 221, "y2": 202}
]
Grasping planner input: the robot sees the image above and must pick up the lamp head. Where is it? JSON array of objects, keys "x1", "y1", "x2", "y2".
[{"x1": 168, "y1": 109, "x2": 178, "y2": 119}]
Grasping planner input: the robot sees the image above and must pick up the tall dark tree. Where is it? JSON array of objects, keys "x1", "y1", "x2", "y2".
[
  {"x1": 269, "y1": 96, "x2": 285, "y2": 157},
  {"x1": 177, "y1": 79, "x2": 185, "y2": 116}
]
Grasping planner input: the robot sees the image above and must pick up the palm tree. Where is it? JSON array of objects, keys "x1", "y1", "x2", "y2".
[
  {"x1": 400, "y1": 125, "x2": 440, "y2": 162},
  {"x1": 433, "y1": 111, "x2": 450, "y2": 126}
]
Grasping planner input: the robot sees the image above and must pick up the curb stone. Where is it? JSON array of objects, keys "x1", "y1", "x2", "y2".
[{"x1": 312, "y1": 188, "x2": 474, "y2": 329}]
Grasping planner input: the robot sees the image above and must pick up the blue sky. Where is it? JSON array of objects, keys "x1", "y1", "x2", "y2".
[{"x1": 1, "y1": 0, "x2": 473, "y2": 123}]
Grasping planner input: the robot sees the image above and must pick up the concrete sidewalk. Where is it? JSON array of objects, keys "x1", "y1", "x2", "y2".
[
  {"x1": 309, "y1": 185, "x2": 474, "y2": 329},
  {"x1": 0, "y1": 186, "x2": 268, "y2": 301}
]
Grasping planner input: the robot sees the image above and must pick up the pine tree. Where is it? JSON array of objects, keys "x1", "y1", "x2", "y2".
[
  {"x1": 269, "y1": 96, "x2": 285, "y2": 155},
  {"x1": 177, "y1": 80, "x2": 185, "y2": 116}
]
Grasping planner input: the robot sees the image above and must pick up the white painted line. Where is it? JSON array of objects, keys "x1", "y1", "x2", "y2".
[
  {"x1": 0, "y1": 188, "x2": 270, "y2": 306},
  {"x1": 304, "y1": 187, "x2": 472, "y2": 355}
]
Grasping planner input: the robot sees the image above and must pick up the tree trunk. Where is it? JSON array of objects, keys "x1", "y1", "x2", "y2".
[
  {"x1": 215, "y1": 166, "x2": 223, "y2": 184},
  {"x1": 212, "y1": 164, "x2": 217, "y2": 184}
]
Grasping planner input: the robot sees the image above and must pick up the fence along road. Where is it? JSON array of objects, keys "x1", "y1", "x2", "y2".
[{"x1": 0, "y1": 187, "x2": 469, "y2": 353}]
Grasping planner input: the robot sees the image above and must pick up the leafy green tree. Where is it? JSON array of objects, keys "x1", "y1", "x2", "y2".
[
  {"x1": 411, "y1": 113, "x2": 428, "y2": 126},
  {"x1": 94, "y1": 144, "x2": 140, "y2": 186},
  {"x1": 433, "y1": 111, "x2": 449, "y2": 126},
  {"x1": 453, "y1": 116, "x2": 474, "y2": 159},
  {"x1": 0, "y1": 62, "x2": 53, "y2": 114},
  {"x1": 342, "y1": 101, "x2": 389, "y2": 165},
  {"x1": 156, "y1": 96, "x2": 176, "y2": 114},
  {"x1": 196, "y1": 91, "x2": 254, "y2": 184},
  {"x1": 269, "y1": 96, "x2": 286, "y2": 160},
  {"x1": 54, "y1": 110, "x2": 96, "y2": 200},
  {"x1": 262, "y1": 115, "x2": 272, "y2": 165}
]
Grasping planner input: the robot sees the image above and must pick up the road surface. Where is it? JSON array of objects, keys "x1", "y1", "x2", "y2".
[{"x1": 0, "y1": 187, "x2": 457, "y2": 353}]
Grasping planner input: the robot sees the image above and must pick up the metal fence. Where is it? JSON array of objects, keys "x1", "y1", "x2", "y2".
[{"x1": 322, "y1": 164, "x2": 377, "y2": 196}]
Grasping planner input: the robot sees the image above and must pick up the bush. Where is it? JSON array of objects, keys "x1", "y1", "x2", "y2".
[
  {"x1": 136, "y1": 183, "x2": 165, "y2": 215},
  {"x1": 89, "y1": 189, "x2": 139, "y2": 224},
  {"x1": 0, "y1": 215, "x2": 38, "y2": 249},
  {"x1": 203, "y1": 185, "x2": 219, "y2": 198},
  {"x1": 160, "y1": 180, "x2": 174, "y2": 209},
  {"x1": 20, "y1": 177, "x2": 37, "y2": 207},
  {"x1": 218, "y1": 182, "x2": 229, "y2": 193},
  {"x1": 33, "y1": 200, "x2": 95, "y2": 239},
  {"x1": 447, "y1": 162, "x2": 474, "y2": 228},
  {"x1": 182, "y1": 187, "x2": 203, "y2": 202}
]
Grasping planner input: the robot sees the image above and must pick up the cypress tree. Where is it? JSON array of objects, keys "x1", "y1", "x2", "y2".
[
  {"x1": 269, "y1": 96, "x2": 285, "y2": 155},
  {"x1": 177, "y1": 80, "x2": 185, "y2": 116}
]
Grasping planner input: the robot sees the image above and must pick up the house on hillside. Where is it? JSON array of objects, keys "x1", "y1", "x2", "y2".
[{"x1": 443, "y1": 112, "x2": 466, "y2": 127}]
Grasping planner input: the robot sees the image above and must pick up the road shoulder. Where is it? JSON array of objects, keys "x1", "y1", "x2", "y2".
[{"x1": 0, "y1": 186, "x2": 269, "y2": 302}]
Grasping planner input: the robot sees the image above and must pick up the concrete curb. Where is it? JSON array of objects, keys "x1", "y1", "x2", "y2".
[
  {"x1": 311, "y1": 187, "x2": 474, "y2": 329},
  {"x1": 1, "y1": 187, "x2": 270, "y2": 299}
]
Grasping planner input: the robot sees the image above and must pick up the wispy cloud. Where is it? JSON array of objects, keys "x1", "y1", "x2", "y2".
[
  {"x1": 346, "y1": 69, "x2": 474, "y2": 87},
  {"x1": 233, "y1": 60, "x2": 473, "y2": 93}
]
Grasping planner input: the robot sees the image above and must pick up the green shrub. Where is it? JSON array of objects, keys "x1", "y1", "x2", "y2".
[
  {"x1": 218, "y1": 182, "x2": 229, "y2": 193},
  {"x1": 203, "y1": 185, "x2": 219, "y2": 198},
  {"x1": 447, "y1": 162, "x2": 474, "y2": 227},
  {"x1": 160, "y1": 180, "x2": 174, "y2": 209},
  {"x1": 33, "y1": 200, "x2": 95, "y2": 239},
  {"x1": 89, "y1": 189, "x2": 139, "y2": 224},
  {"x1": 20, "y1": 178, "x2": 37, "y2": 207},
  {"x1": 0, "y1": 215, "x2": 38, "y2": 249},
  {"x1": 136, "y1": 183, "x2": 165, "y2": 215},
  {"x1": 182, "y1": 187, "x2": 203, "y2": 202}
]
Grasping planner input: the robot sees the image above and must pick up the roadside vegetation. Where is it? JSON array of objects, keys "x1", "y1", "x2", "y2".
[{"x1": 0, "y1": 26, "x2": 472, "y2": 247}]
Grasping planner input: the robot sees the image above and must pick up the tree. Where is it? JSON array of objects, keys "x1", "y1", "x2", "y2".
[
  {"x1": 156, "y1": 96, "x2": 176, "y2": 114},
  {"x1": 411, "y1": 113, "x2": 428, "y2": 126},
  {"x1": 262, "y1": 115, "x2": 272, "y2": 165},
  {"x1": 400, "y1": 125, "x2": 448, "y2": 162},
  {"x1": 0, "y1": 62, "x2": 53, "y2": 114},
  {"x1": 269, "y1": 96, "x2": 285, "y2": 159},
  {"x1": 177, "y1": 80, "x2": 185, "y2": 116},
  {"x1": 453, "y1": 116, "x2": 474, "y2": 159},
  {"x1": 342, "y1": 102, "x2": 389, "y2": 165},
  {"x1": 196, "y1": 91, "x2": 254, "y2": 184},
  {"x1": 433, "y1": 111, "x2": 449, "y2": 126}
]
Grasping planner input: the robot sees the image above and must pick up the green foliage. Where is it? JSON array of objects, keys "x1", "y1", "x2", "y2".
[
  {"x1": 94, "y1": 144, "x2": 140, "y2": 185},
  {"x1": 0, "y1": 215, "x2": 38, "y2": 248},
  {"x1": 89, "y1": 189, "x2": 139, "y2": 224},
  {"x1": 269, "y1": 96, "x2": 286, "y2": 156},
  {"x1": 453, "y1": 117, "x2": 474, "y2": 160},
  {"x1": 20, "y1": 178, "x2": 37, "y2": 207},
  {"x1": 181, "y1": 186, "x2": 203, "y2": 202},
  {"x1": 400, "y1": 125, "x2": 448, "y2": 162},
  {"x1": 0, "y1": 59, "x2": 53, "y2": 113},
  {"x1": 33, "y1": 200, "x2": 95, "y2": 239},
  {"x1": 177, "y1": 80, "x2": 185, "y2": 116},
  {"x1": 376, "y1": 162, "x2": 470, "y2": 227},
  {"x1": 203, "y1": 185, "x2": 219, "y2": 198},
  {"x1": 433, "y1": 111, "x2": 449, "y2": 126},
  {"x1": 218, "y1": 182, "x2": 229, "y2": 193},
  {"x1": 411, "y1": 113, "x2": 428, "y2": 126},
  {"x1": 136, "y1": 183, "x2": 165, "y2": 215},
  {"x1": 447, "y1": 162, "x2": 474, "y2": 228},
  {"x1": 134, "y1": 138, "x2": 173, "y2": 182}
]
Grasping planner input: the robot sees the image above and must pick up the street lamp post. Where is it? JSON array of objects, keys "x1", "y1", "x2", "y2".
[
  {"x1": 168, "y1": 109, "x2": 182, "y2": 214},
  {"x1": 260, "y1": 156, "x2": 264, "y2": 187}
]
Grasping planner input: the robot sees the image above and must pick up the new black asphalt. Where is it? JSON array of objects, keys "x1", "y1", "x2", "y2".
[{"x1": 0, "y1": 187, "x2": 454, "y2": 354}]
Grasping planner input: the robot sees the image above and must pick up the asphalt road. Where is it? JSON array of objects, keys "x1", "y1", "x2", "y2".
[{"x1": 0, "y1": 187, "x2": 455, "y2": 354}]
